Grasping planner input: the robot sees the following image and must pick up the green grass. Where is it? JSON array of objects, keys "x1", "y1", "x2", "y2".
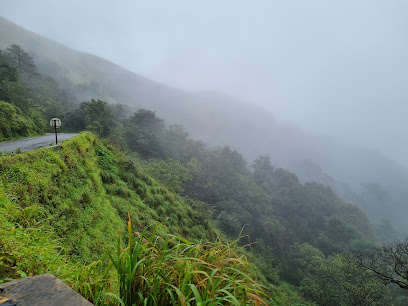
[
  {"x1": 105, "y1": 215, "x2": 268, "y2": 305},
  {"x1": 0, "y1": 132, "x2": 310, "y2": 305},
  {"x1": 0, "y1": 132, "x2": 216, "y2": 274},
  {"x1": 0, "y1": 195, "x2": 71, "y2": 282},
  {"x1": 0, "y1": 133, "x2": 216, "y2": 264}
]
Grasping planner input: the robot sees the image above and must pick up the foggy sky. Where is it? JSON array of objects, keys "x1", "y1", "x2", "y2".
[{"x1": 1, "y1": 0, "x2": 408, "y2": 166}]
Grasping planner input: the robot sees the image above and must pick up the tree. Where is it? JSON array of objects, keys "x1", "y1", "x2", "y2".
[
  {"x1": 63, "y1": 107, "x2": 87, "y2": 132},
  {"x1": 4, "y1": 44, "x2": 38, "y2": 79},
  {"x1": 109, "y1": 103, "x2": 129, "y2": 122},
  {"x1": 315, "y1": 215, "x2": 362, "y2": 255},
  {"x1": 124, "y1": 109, "x2": 165, "y2": 158},
  {"x1": 0, "y1": 49, "x2": 34, "y2": 109},
  {"x1": 30, "y1": 76, "x2": 77, "y2": 119},
  {"x1": 0, "y1": 100, "x2": 40, "y2": 140},
  {"x1": 0, "y1": 51, "x2": 18, "y2": 83},
  {"x1": 64, "y1": 99, "x2": 114, "y2": 136},
  {"x1": 252, "y1": 155, "x2": 275, "y2": 187},
  {"x1": 355, "y1": 238, "x2": 408, "y2": 290},
  {"x1": 280, "y1": 243, "x2": 324, "y2": 285},
  {"x1": 161, "y1": 124, "x2": 206, "y2": 163},
  {"x1": 80, "y1": 99, "x2": 113, "y2": 127},
  {"x1": 300, "y1": 254, "x2": 394, "y2": 305},
  {"x1": 259, "y1": 215, "x2": 289, "y2": 268},
  {"x1": 252, "y1": 155, "x2": 299, "y2": 193}
]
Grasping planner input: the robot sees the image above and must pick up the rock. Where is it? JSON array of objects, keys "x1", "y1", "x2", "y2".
[{"x1": 0, "y1": 274, "x2": 93, "y2": 306}]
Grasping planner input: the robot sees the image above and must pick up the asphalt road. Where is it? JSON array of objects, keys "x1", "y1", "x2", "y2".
[{"x1": 0, "y1": 133, "x2": 78, "y2": 154}]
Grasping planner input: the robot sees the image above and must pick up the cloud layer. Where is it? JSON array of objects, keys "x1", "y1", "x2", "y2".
[{"x1": 1, "y1": 0, "x2": 408, "y2": 165}]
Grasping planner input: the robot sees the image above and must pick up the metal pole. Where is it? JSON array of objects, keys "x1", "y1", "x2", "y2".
[{"x1": 54, "y1": 120, "x2": 58, "y2": 144}]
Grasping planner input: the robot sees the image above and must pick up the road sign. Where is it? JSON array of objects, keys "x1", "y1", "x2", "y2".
[
  {"x1": 50, "y1": 118, "x2": 62, "y2": 129},
  {"x1": 50, "y1": 118, "x2": 62, "y2": 144}
]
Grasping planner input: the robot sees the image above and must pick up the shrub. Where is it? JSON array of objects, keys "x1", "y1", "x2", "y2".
[{"x1": 107, "y1": 216, "x2": 268, "y2": 305}]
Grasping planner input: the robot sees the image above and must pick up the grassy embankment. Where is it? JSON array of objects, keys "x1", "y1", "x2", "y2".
[{"x1": 0, "y1": 132, "x2": 300, "y2": 305}]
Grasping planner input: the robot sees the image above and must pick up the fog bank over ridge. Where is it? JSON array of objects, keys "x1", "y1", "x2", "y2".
[{"x1": 0, "y1": 0, "x2": 407, "y2": 167}]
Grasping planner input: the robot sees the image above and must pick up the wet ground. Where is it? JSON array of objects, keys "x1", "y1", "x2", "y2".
[{"x1": 0, "y1": 133, "x2": 78, "y2": 154}]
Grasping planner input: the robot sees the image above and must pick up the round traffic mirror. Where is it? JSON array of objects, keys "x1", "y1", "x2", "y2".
[{"x1": 50, "y1": 118, "x2": 62, "y2": 129}]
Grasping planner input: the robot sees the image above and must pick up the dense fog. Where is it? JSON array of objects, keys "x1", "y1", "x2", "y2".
[{"x1": 1, "y1": 0, "x2": 408, "y2": 166}]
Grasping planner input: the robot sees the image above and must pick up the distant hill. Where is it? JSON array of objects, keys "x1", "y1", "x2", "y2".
[
  {"x1": 1, "y1": 16, "x2": 408, "y2": 233},
  {"x1": 0, "y1": 17, "x2": 278, "y2": 153},
  {"x1": 0, "y1": 17, "x2": 301, "y2": 164}
]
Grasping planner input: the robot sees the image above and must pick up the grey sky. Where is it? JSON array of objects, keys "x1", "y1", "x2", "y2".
[{"x1": 1, "y1": 0, "x2": 408, "y2": 166}]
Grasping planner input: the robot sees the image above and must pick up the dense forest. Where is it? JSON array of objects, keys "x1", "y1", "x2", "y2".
[{"x1": 1, "y1": 45, "x2": 408, "y2": 305}]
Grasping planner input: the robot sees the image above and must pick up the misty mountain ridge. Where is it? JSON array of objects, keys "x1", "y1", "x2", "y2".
[{"x1": 1, "y1": 16, "x2": 407, "y2": 233}]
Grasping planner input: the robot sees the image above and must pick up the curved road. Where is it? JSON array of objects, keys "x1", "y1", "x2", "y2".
[{"x1": 0, "y1": 133, "x2": 78, "y2": 154}]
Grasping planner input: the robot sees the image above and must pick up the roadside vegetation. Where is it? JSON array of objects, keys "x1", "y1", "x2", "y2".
[{"x1": 0, "y1": 133, "x2": 281, "y2": 305}]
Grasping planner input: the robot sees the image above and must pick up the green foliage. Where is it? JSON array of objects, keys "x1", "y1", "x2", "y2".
[
  {"x1": 0, "y1": 134, "x2": 124, "y2": 262},
  {"x1": 161, "y1": 124, "x2": 206, "y2": 163},
  {"x1": 0, "y1": 196, "x2": 71, "y2": 282},
  {"x1": 144, "y1": 158, "x2": 191, "y2": 193},
  {"x1": 86, "y1": 120, "x2": 104, "y2": 136},
  {"x1": 123, "y1": 109, "x2": 165, "y2": 158},
  {"x1": 121, "y1": 108, "x2": 380, "y2": 304},
  {"x1": 0, "y1": 133, "x2": 241, "y2": 303},
  {"x1": 0, "y1": 51, "x2": 18, "y2": 83},
  {"x1": 108, "y1": 217, "x2": 268, "y2": 305},
  {"x1": 69, "y1": 259, "x2": 113, "y2": 305},
  {"x1": 280, "y1": 243, "x2": 324, "y2": 286},
  {"x1": 4, "y1": 44, "x2": 39, "y2": 79},
  {"x1": 354, "y1": 238, "x2": 408, "y2": 291},
  {"x1": 315, "y1": 215, "x2": 363, "y2": 255},
  {"x1": 64, "y1": 99, "x2": 116, "y2": 137},
  {"x1": 0, "y1": 45, "x2": 77, "y2": 139},
  {"x1": 253, "y1": 155, "x2": 299, "y2": 191},
  {"x1": 0, "y1": 133, "x2": 216, "y2": 262},
  {"x1": 300, "y1": 254, "x2": 394, "y2": 305},
  {"x1": 0, "y1": 100, "x2": 41, "y2": 140}
]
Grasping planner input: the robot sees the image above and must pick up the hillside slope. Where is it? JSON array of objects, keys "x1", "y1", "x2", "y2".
[
  {"x1": 0, "y1": 133, "x2": 215, "y2": 262},
  {"x1": 0, "y1": 132, "x2": 313, "y2": 305}
]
